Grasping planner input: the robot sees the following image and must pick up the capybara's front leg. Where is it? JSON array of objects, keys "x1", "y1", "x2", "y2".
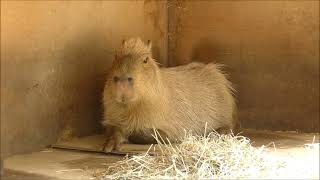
[{"x1": 103, "y1": 125, "x2": 124, "y2": 153}]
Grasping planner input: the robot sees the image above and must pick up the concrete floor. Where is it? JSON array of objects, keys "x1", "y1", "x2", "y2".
[{"x1": 2, "y1": 129, "x2": 319, "y2": 180}]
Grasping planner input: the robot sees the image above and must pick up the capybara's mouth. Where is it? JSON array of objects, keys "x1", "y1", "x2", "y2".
[
  {"x1": 115, "y1": 97, "x2": 127, "y2": 104},
  {"x1": 115, "y1": 96, "x2": 135, "y2": 104}
]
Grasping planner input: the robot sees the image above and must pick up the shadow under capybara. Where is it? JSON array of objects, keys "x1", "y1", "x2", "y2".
[{"x1": 102, "y1": 37, "x2": 238, "y2": 152}]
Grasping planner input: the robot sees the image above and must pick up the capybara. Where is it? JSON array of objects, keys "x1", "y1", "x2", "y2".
[{"x1": 102, "y1": 37, "x2": 237, "y2": 152}]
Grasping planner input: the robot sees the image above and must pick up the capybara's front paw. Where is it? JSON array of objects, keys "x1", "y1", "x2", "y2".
[{"x1": 103, "y1": 134, "x2": 122, "y2": 153}]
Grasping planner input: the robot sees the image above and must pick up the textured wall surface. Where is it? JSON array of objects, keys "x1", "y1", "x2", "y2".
[
  {"x1": 1, "y1": 0, "x2": 167, "y2": 158},
  {"x1": 168, "y1": 1, "x2": 319, "y2": 132}
]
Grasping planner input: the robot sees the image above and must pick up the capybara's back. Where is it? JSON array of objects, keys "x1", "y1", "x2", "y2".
[
  {"x1": 159, "y1": 62, "x2": 237, "y2": 139},
  {"x1": 102, "y1": 37, "x2": 237, "y2": 151}
]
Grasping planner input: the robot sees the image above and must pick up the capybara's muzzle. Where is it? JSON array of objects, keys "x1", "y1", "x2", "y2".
[{"x1": 113, "y1": 75, "x2": 134, "y2": 104}]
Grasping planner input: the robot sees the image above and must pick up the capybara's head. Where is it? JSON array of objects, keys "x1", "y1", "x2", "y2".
[{"x1": 107, "y1": 38, "x2": 160, "y2": 104}]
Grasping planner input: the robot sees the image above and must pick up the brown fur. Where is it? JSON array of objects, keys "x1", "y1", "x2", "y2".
[{"x1": 102, "y1": 37, "x2": 237, "y2": 152}]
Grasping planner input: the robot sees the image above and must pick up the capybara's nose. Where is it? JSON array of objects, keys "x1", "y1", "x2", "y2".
[
  {"x1": 127, "y1": 76, "x2": 133, "y2": 83},
  {"x1": 113, "y1": 76, "x2": 133, "y2": 83},
  {"x1": 113, "y1": 76, "x2": 119, "y2": 83}
]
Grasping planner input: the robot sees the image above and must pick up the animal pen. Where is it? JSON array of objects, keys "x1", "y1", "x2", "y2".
[{"x1": 1, "y1": 1, "x2": 319, "y2": 179}]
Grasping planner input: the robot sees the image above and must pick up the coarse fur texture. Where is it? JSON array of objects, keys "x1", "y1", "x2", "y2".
[{"x1": 102, "y1": 37, "x2": 237, "y2": 152}]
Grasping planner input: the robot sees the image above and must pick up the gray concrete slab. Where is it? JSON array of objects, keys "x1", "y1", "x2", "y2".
[{"x1": 2, "y1": 130, "x2": 319, "y2": 179}]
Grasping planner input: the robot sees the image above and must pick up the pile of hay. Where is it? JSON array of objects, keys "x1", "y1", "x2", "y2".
[{"x1": 99, "y1": 130, "x2": 283, "y2": 179}]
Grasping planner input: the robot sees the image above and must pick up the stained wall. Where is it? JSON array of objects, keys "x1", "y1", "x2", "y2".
[
  {"x1": 1, "y1": 0, "x2": 167, "y2": 158},
  {"x1": 168, "y1": 0, "x2": 319, "y2": 132}
]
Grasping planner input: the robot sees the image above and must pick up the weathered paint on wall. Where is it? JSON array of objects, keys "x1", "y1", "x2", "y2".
[
  {"x1": 1, "y1": 0, "x2": 167, "y2": 158},
  {"x1": 168, "y1": 1, "x2": 319, "y2": 132}
]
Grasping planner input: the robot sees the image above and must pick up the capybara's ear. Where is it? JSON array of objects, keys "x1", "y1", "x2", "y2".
[
  {"x1": 147, "y1": 40, "x2": 152, "y2": 50},
  {"x1": 122, "y1": 39, "x2": 126, "y2": 46}
]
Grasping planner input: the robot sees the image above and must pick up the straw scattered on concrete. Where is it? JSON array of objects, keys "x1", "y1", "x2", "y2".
[{"x1": 99, "y1": 128, "x2": 284, "y2": 179}]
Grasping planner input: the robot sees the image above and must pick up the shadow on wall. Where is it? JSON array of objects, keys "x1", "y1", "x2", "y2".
[
  {"x1": 189, "y1": 36, "x2": 319, "y2": 132},
  {"x1": 151, "y1": 43, "x2": 161, "y2": 65},
  {"x1": 190, "y1": 37, "x2": 238, "y2": 82},
  {"x1": 191, "y1": 38, "x2": 220, "y2": 64},
  {"x1": 55, "y1": 30, "x2": 114, "y2": 140},
  {"x1": 191, "y1": 37, "x2": 236, "y2": 68},
  {"x1": 1, "y1": 29, "x2": 116, "y2": 157}
]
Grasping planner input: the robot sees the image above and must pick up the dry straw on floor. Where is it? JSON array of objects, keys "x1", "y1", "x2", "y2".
[{"x1": 99, "y1": 128, "x2": 284, "y2": 179}]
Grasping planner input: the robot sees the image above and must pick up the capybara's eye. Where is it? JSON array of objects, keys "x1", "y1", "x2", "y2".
[
  {"x1": 143, "y1": 57, "x2": 148, "y2": 64},
  {"x1": 128, "y1": 77, "x2": 133, "y2": 82},
  {"x1": 113, "y1": 76, "x2": 119, "y2": 82}
]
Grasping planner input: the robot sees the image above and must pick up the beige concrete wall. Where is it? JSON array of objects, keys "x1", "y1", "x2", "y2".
[
  {"x1": 168, "y1": 1, "x2": 319, "y2": 132},
  {"x1": 1, "y1": 0, "x2": 167, "y2": 158}
]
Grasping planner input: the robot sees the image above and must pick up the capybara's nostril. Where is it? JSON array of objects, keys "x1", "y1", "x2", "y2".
[
  {"x1": 113, "y1": 76, "x2": 119, "y2": 83},
  {"x1": 127, "y1": 77, "x2": 133, "y2": 82}
]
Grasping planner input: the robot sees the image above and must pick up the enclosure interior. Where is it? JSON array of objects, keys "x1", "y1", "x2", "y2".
[{"x1": 1, "y1": 1, "x2": 319, "y2": 176}]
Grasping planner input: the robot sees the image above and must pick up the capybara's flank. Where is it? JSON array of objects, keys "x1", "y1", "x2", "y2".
[{"x1": 102, "y1": 37, "x2": 237, "y2": 152}]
